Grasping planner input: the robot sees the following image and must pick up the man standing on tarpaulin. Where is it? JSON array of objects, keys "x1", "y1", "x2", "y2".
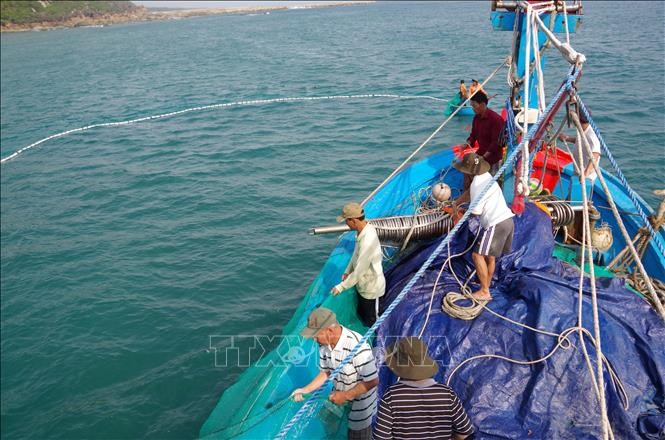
[{"x1": 453, "y1": 153, "x2": 514, "y2": 302}]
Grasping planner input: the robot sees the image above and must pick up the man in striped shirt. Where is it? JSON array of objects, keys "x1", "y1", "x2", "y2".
[
  {"x1": 373, "y1": 337, "x2": 474, "y2": 440},
  {"x1": 293, "y1": 307, "x2": 379, "y2": 440}
]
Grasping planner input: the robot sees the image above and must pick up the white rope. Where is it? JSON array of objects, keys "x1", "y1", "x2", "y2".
[
  {"x1": 444, "y1": 326, "x2": 572, "y2": 380},
  {"x1": 361, "y1": 57, "x2": 509, "y2": 206},
  {"x1": 560, "y1": 138, "x2": 582, "y2": 175},
  {"x1": 426, "y1": 228, "x2": 484, "y2": 327},
  {"x1": 530, "y1": 11, "x2": 547, "y2": 113},
  {"x1": 441, "y1": 291, "x2": 486, "y2": 320},
  {"x1": 575, "y1": 115, "x2": 610, "y2": 440},
  {"x1": 519, "y1": 6, "x2": 533, "y2": 198},
  {"x1": 532, "y1": 7, "x2": 586, "y2": 65},
  {"x1": 445, "y1": 325, "x2": 625, "y2": 404},
  {"x1": 576, "y1": 177, "x2": 603, "y2": 409},
  {"x1": 562, "y1": 0, "x2": 571, "y2": 45},
  {"x1": 0, "y1": 93, "x2": 448, "y2": 164},
  {"x1": 420, "y1": 249, "x2": 454, "y2": 334}
]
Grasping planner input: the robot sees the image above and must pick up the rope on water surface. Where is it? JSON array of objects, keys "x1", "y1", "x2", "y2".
[{"x1": 1, "y1": 93, "x2": 449, "y2": 164}]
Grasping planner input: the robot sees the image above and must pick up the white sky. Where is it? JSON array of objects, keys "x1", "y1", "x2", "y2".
[{"x1": 132, "y1": 1, "x2": 356, "y2": 9}]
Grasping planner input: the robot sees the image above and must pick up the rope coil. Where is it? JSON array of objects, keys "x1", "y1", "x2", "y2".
[
  {"x1": 531, "y1": 194, "x2": 576, "y2": 226},
  {"x1": 371, "y1": 212, "x2": 453, "y2": 244},
  {"x1": 442, "y1": 292, "x2": 487, "y2": 320}
]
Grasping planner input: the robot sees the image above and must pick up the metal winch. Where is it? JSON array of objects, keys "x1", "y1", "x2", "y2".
[
  {"x1": 530, "y1": 194, "x2": 613, "y2": 250},
  {"x1": 309, "y1": 211, "x2": 453, "y2": 245},
  {"x1": 530, "y1": 194, "x2": 576, "y2": 227}
]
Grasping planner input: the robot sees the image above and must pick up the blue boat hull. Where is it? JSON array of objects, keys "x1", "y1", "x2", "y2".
[
  {"x1": 450, "y1": 105, "x2": 475, "y2": 117},
  {"x1": 199, "y1": 148, "x2": 665, "y2": 439}
]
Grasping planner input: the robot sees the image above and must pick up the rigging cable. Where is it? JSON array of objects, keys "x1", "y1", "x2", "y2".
[
  {"x1": 577, "y1": 99, "x2": 665, "y2": 265},
  {"x1": 574, "y1": 111, "x2": 611, "y2": 440},
  {"x1": 572, "y1": 101, "x2": 665, "y2": 318}
]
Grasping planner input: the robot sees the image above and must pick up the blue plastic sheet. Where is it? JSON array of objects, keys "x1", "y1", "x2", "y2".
[{"x1": 375, "y1": 203, "x2": 665, "y2": 439}]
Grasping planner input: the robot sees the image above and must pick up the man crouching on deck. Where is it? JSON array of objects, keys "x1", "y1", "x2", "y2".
[{"x1": 452, "y1": 153, "x2": 514, "y2": 301}]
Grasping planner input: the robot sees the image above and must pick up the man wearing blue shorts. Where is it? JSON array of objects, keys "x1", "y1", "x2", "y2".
[{"x1": 452, "y1": 153, "x2": 514, "y2": 301}]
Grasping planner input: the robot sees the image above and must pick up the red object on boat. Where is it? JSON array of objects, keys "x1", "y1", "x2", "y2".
[
  {"x1": 452, "y1": 142, "x2": 479, "y2": 159},
  {"x1": 512, "y1": 193, "x2": 525, "y2": 215},
  {"x1": 442, "y1": 206, "x2": 464, "y2": 225},
  {"x1": 452, "y1": 110, "x2": 506, "y2": 159},
  {"x1": 531, "y1": 146, "x2": 574, "y2": 193}
]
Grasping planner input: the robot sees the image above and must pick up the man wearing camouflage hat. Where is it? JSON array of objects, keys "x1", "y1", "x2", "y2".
[
  {"x1": 331, "y1": 202, "x2": 386, "y2": 327},
  {"x1": 292, "y1": 307, "x2": 379, "y2": 439}
]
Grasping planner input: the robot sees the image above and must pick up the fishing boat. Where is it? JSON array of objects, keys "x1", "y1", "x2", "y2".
[
  {"x1": 444, "y1": 94, "x2": 475, "y2": 117},
  {"x1": 200, "y1": 1, "x2": 665, "y2": 439}
]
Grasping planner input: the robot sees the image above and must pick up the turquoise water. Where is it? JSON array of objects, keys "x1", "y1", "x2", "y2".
[{"x1": 1, "y1": 2, "x2": 663, "y2": 438}]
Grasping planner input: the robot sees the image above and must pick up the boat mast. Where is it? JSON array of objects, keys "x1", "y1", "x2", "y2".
[{"x1": 491, "y1": 0, "x2": 583, "y2": 120}]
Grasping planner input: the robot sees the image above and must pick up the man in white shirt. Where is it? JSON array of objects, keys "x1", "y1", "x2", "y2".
[
  {"x1": 558, "y1": 112, "x2": 602, "y2": 183},
  {"x1": 452, "y1": 153, "x2": 514, "y2": 301},
  {"x1": 293, "y1": 307, "x2": 379, "y2": 440},
  {"x1": 331, "y1": 202, "x2": 386, "y2": 326}
]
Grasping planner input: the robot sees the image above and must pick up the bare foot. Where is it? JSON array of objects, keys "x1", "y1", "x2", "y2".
[{"x1": 471, "y1": 290, "x2": 492, "y2": 302}]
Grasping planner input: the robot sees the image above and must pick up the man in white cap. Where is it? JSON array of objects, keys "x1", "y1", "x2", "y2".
[
  {"x1": 557, "y1": 110, "x2": 602, "y2": 199},
  {"x1": 331, "y1": 202, "x2": 386, "y2": 327},
  {"x1": 452, "y1": 153, "x2": 514, "y2": 301},
  {"x1": 292, "y1": 307, "x2": 379, "y2": 440},
  {"x1": 373, "y1": 337, "x2": 474, "y2": 440}
]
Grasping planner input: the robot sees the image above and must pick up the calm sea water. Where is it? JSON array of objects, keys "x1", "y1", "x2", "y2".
[{"x1": 1, "y1": 2, "x2": 663, "y2": 439}]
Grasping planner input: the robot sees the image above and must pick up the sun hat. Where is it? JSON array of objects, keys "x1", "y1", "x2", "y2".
[
  {"x1": 336, "y1": 202, "x2": 364, "y2": 223},
  {"x1": 452, "y1": 152, "x2": 490, "y2": 176},
  {"x1": 300, "y1": 307, "x2": 338, "y2": 338},
  {"x1": 385, "y1": 337, "x2": 439, "y2": 380}
]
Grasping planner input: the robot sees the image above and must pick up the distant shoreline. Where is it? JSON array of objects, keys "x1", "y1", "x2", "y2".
[{"x1": 0, "y1": 1, "x2": 375, "y2": 33}]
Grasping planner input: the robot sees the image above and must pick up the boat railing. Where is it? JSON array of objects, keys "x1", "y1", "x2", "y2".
[{"x1": 492, "y1": 0, "x2": 582, "y2": 13}]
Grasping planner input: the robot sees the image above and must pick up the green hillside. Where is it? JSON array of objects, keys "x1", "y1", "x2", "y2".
[{"x1": 0, "y1": 1, "x2": 142, "y2": 26}]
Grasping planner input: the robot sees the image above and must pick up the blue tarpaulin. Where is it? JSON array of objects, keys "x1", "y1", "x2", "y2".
[{"x1": 375, "y1": 203, "x2": 665, "y2": 439}]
